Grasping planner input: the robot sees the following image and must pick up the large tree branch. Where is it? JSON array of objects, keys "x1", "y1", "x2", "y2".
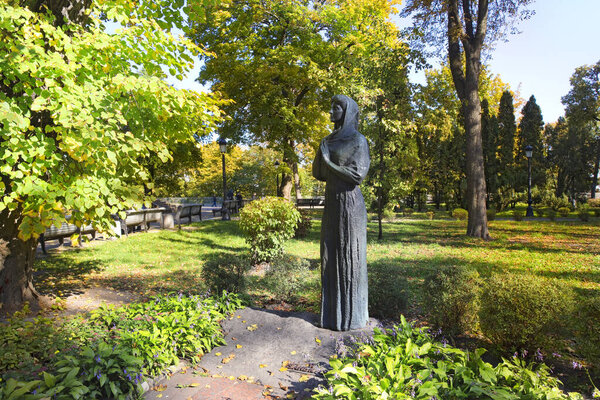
[
  {"x1": 448, "y1": 0, "x2": 466, "y2": 101},
  {"x1": 462, "y1": 0, "x2": 474, "y2": 39},
  {"x1": 475, "y1": 0, "x2": 488, "y2": 47}
]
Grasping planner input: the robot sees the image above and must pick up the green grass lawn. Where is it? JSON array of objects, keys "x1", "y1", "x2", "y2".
[
  {"x1": 34, "y1": 216, "x2": 598, "y2": 338},
  {"x1": 35, "y1": 216, "x2": 600, "y2": 310}
]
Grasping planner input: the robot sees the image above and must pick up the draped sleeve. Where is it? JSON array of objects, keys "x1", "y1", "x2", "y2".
[
  {"x1": 312, "y1": 143, "x2": 327, "y2": 182},
  {"x1": 320, "y1": 134, "x2": 369, "y2": 186}
]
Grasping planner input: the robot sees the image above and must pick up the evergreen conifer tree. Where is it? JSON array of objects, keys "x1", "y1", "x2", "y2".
[{"x1": 518, "y1": 95, "x2": 545, "y2": 190}]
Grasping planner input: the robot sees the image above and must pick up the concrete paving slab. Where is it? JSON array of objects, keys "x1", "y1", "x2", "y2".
[{"x1": 144, "y1": 307, "x2": 380, "y2": 399}]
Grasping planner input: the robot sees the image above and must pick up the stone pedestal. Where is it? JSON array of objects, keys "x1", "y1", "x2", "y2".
[{"x1": 162, "y1": 213, "x2": 175, "y2": 229}]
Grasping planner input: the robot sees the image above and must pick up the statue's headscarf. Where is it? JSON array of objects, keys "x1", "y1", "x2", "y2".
[{"x1": 332, "y1": 95, "x2": 359, "y2": 132}]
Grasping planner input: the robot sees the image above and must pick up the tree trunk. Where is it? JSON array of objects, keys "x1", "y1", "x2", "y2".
[
  {"x1": 280, "y1": 171, "x2": 293, "y2": 201},
  {"x1": 463, "y1": 76, "x2": 490, "y2": 239},
  {"x1": 0, "y1": 208, "x2": 47, "y2": 314},
  {"x1": 591, "y1": 139, "x2": 600, "y2": 199},
  {"x1": 292, "y1": 160, "x2": 302, "y2": 200}
]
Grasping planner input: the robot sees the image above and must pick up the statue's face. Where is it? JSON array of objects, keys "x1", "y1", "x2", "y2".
[{"x1": 330, "y1": 102, "x2": 344, "y2": 123}]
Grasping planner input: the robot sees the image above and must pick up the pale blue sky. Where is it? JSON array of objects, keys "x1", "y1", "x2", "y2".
[{"x1": 169, "y1": 0, "x2": 600, "y2": 124}]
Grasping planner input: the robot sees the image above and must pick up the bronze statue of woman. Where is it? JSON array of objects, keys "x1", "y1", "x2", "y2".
[{"x1": 312, "y1": 95, "x2": 370, "y2": 331}]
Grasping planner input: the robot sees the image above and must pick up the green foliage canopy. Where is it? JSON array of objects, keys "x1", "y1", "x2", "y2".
[{"x1": 0, "y1": 1, "x2": 224, "y2": 240}]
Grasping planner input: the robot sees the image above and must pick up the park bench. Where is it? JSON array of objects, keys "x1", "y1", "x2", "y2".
[
  {"x1": 39, "y1": 221, "x2": 96, "y2": 254},
  {"x1": 120, "y1": 207, "x2": 167, "y2": 236},
  {"x1": 174, "y1": 203, "x2": 202, "y2": 227},
  {"x1": 212, "y1": 200, "x2": 242, "y2": 217},
  {"x1": 296, "y1": 198, "x2": 324, "y2": 208}
]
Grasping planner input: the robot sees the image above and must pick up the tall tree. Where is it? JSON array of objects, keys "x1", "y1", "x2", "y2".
[
  {"x1": 545, "y1": 118, "x2": 590, "y2": 203},
  {"x1": 494, "y1": 90, "x2": 518, "y2": 209},
  {"x1": 0, "y1": 0, "x2": 223, "y2": 312},
  {"x1": 189, "y1": 0, "x2": 404, "y2": 201},
  {"x1": 481, "y1": 99, "x2": 499, "y2": 202},
  {"x1": 415, "y1": 64, "x2": 511, "y2": 211},
  {"x1": 562, "y1": 60, "x2": 600, "y2": 197},
  {"x1": 517, "y1": 95, "x2": 545, "y2": 191},
  {"x1": 402, "y1": 0, "x2": 533, "y2": 239}
]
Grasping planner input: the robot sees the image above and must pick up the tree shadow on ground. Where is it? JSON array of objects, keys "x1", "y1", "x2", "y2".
[{"x1": 34, "y1": 251, "x2": 104, "y2": 298}]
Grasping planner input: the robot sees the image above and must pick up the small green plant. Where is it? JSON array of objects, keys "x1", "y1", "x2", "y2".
[
  {"x1": 558, "y1": 206, "x2": 571, "y2": 218},
  {"x1": 486, "y1": 209, "x2": 496, "y2": 221},
  {"x1": 202, "y1": 254, "x2": 250, "y2": 294},
  {"x1": 89, "y1": 292, "x2": 241, "y2": 376},
  {"x1": 513, "y1": 209, "x2": 524, "y2": 221},
  {"x1": 52, "y1": 342, "x2": 144, "y2": 399},
  {"x1": 261, "y1": 254, "x2": 313, "y2": 301},
  {"x1": 426, "y1": 211, "x2": 435, "y2": 220},
  {"x1": 294, "y1": 208, "x2": 313, "y2": 238},
  {"x1": 239, "y1": 197, "x2": 301, "y2": 263},
  {"x1": 547, "y1": 209, "x2": 557, "y2": 221},
  {"x1": 423, "y1": 265, "x2": 481, "y2": 337},
  {"x1": 535, "y1": 208, "x2": 545, "y2": 218},
  {"x1": 0, "y1": 304, "x2": 72, "y2": 378},
  {"x1": 479, "y1": 273, "x2": 568, "y2": 353},
  {"x1": 452, "y1": 208, "x2": 468, "y2": 220},
  {"x1": 313, "y1": 316, "x2": 582, "y2": 400}
]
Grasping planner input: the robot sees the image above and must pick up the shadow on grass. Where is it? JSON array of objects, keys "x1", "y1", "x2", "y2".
[{"x1": 34, "y1": 251, "x2": 104, "y2": 298}]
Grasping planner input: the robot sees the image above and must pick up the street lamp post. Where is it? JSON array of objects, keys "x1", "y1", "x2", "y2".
[
  {"x1": 274, "y1": 160, "x2": 280, "y2": 196},
  {"x1": 525, "y1": 145, "x2": 534, "y2": 217},
  {"x1": 218, "y1": 138, "x2": 230, "y2": 221}
]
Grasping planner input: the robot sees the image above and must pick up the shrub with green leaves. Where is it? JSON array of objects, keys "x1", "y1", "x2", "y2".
[
  {"x1": 261, "y1": 254, "x2": 313, "y2": 301},
  {"x1": 479, "y1": 273, "x2": 568, "y2": 353},
  {"x1": 202, "y1": 254, "x2": 251, "y2": 294},
  {"x1": 558, "y1": 207, "x2": 571, "y2": 218},
  {"x1": 588, "y1": 198, "x2": 600, "y2": 216},
  {"x1": 423, "y1": 266, "x2": 481, "y2": 337},
  {"x1": 577, "y1": 209, "x2": 591, "y2": 221},
  {"x1": 239, "y1": 197, "x2": 301, "y2": 263},
  {"x1": 574, "y1": 295, "x2": 600, "y2": 363},
  {"x1": 368, "y1": 264, "x2": 409, "y2": 320},
  {"x1": 312, "y1": 316, "x2": 582, "y2": 400},
  {"x1": 452, "y1": 208, "x2": 468, "y2": 220},
  {"x1": 513, "y1": 210, "x2": 524, "y2": 221},
  {"x1": 294, "y1": 208, "x2": 313, "y2": 238}
]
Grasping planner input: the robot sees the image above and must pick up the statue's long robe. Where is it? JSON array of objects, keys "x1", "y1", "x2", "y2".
[{"x1": 312, "y1": 97, "x2": 370, "y2": 331}]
